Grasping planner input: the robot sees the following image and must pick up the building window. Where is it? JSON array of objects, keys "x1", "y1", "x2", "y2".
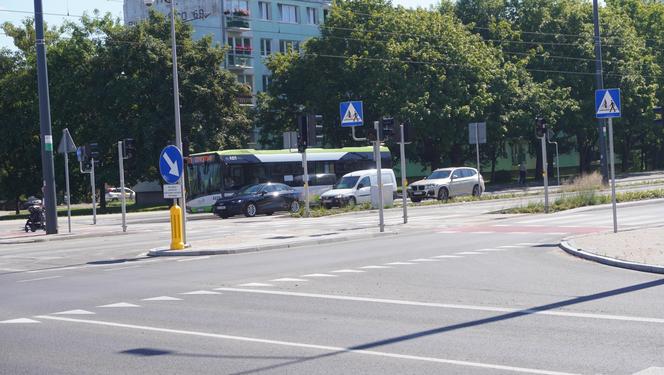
[
  {"x1": 279, "y1": 40, "x2": 300, "y2": 53},
  {"x1": 225, "y1": 0, "x2": 249, "y2": 12},
  {"x1": 228, "y1": 37, "x2": 252, "y2": 55},
  {"x1": 278, "y1": 4, "x2": 298, "y2": 23},
  {"x1": 262, "y1": 75, "x2": 272, "y2": 91},
  {"x1": 323, "y1": 9, "x2": 329, "y2": 22},
  {"x1": 306, "y1": 7, "x2": 318, "y2": 25},
  {"x1": 237, "y1": 74, "x2": 254, "y2": 90},
  {"x1": 258, "y1": 2, "x2": 271, "y2": 20},
  {"x1": 260, "y1": 38, "x2": 272, "y2": 56}
]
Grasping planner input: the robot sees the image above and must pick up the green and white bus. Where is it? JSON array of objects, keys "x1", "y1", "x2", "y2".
[{"x1": 186, "y1": 147, "x2": 392, "y2": 213}]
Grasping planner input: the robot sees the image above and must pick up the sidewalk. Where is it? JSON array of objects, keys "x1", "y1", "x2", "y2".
[{"x1": 561, "y1": 227, "x2": 664, "y2": 274}]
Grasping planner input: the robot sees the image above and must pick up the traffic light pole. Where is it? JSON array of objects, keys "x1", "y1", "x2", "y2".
[
  {"x1": 608, "y1": 118, "x2": 618, "y2": 233},
  {"x1": 64, "y1": 148, "x2": 72, "y2": 233},
  {"x1": 34, "y1": 0, "x2": 58, "y2": 234},
  {"x1": 118, "y1": 141, "x2": 127, "y2": 233},
  {"x1": 540, "y1": 137, "x2": 549, "y2": 213},
  {"x1": 374, "y1": 121, "x2": 385, "y2": 233},
  {"x1": 301, "y1": 150, "x2": 310, "y2": 217},
  {"x1": 474, "y1": 124, "x2": 481, "y2": 194},
  {"x1": 399, "y1": 124, "x2": 407, "y2": 224},
  {"x1": 91, "y1": 158, "x2": 97, "y2": 225}
]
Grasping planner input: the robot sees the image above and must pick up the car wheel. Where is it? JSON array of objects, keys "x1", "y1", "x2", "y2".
[
  {"x1": 290, "y1": 200, "x2": 300, "y2": 213},
  {"x1": 346, "y1": 197, "x2": 357, "y2": 207},
  {"x1": 244, "y1": 202, "x2": 257, "y2": 217},
  {"x1": 437, "y1": 187, "x2": 449, "y2": 201},
  {"x1": 411, "y1": 197, "x2": 421, "y2": 203},
  {"x1": 472, "y1": 185, "x2": 481, "y2": 197}
]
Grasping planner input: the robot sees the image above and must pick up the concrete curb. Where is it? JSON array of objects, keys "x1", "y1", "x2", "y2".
[
  {"x1": 559, "y1": 240, "x2": 664, "y2": 275},
  {"x1": 148, "y1": 231, "x2": 398, "y2": 257},
  {"x1": 0, "y1": 230, "x2": 131, "y2": 245}
]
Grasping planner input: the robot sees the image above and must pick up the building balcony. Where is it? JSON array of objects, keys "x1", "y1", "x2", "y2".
[
  {"x1": 227, "y1": 54, "x2": 253, "y2": 70},
  {"x1": 225, "y1": 15, "x2": 250, "y2": 30},
  {"x1": 236, "y1": 94, "x2": 255, "y2": 106}
]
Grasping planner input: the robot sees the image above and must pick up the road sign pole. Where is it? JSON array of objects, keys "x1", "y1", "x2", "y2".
[
  {"x1": 302, "y1": 149, "x2": 310, "y2": 217},
  {"x1": 475, "y1": 124, "x2": 481, "y2": 194},
  {"x1": 541, "y1": 137, "x2": 549, "y2": 213},
  {"x1": 374, "y1": 121, "x2": 384, "y2": 233},
  {"x1": 118, "y1": 141, "x2": 127, "y2": 233},
  {"x1": 64, "y1": 149, "x2": 71, "y2": 233},
  {"x1": 593, "y1": 0, "x2": 609, "y2": 183},
  {"x1": 91, "y1": 158, "x2": 97, "y2": 225},
  {"x1": 400, "y1": 124, "x2": 407, "y2": 224},
  {"x1": 608, "y1": 118, "x2": 618, "y2": 233}
]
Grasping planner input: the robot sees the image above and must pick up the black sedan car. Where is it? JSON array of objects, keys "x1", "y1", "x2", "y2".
[{"x1": 212, "y1": 183, "x2": 301, "y2": 219}]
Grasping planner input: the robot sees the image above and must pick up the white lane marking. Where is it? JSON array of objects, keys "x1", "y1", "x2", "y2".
[
  {"x1": 331, "y1": 269, "x2": 365, "y2": 273},
  {"x1": 301, "y1": 273, "x2": 338, "y2": 278},
  {"x1": 35, "y1": 315, "x2": 577, "y2": 375},
  {"x1": 0, "y1": 268, "x2": 27, "y2": 272},
  {"x1": 142, "y1": 296, "x2": 183, "y2": 301},
  {"x1": 271, "y1": 278, "x2": 308, "y2": 282},
  {"x1": 180, "y1": 290, "x2": 221, "y2": 295},
  {"x1": 177, "y1": 256, "x2": 211, "y2": 262},
  {"x1": 97, "y1": 302, "x2": 140, "y2": 308},
  {"x1": 385, "y1": 262, "x2": 415, "y2": 265},
  {"x1": 500, "y1": 246, "x2": 525, "y2": 249},
  {"x1": 0, "y1": 318, "x2": 41, "y2": 324},
  {"x1": 215, "y1": 288, "x2": 664, "y2": 325},
  {"x1": 455, "y1": 252, "x2": 483, "y2": 255},
  {"x1": 477, "y1": 249, "x2": 506, "y2": 252},
  {"x1": 632, "y1": 367, "x2": 664, "y2": 375},
  {"x1": 103, "y1": 266, "x2": 141, "y2": 272},
  {"x1": 27, "y1": 266, "x2": 87, "y2": 273},
  {"x1": 17, "y1": 276, "x2": 62, "y2": 283},
  {"x1": 53, "y1": 310, "x2": 95, "y2": 315},
  {"x1": 233, "y1": 283, "x2": 274, "y2": 287},
  {"x1": 516, "y1": 243, "x2": 539, "y2": 246},
  {"x1": 409, "y1": 258, "x2": 439, "y2": 262},
  {"x1": 432, "y1": 255, "x2": 462, "y2": 259},
  {"x1": 360, "y1": 265, "x2": 392, "y2": 269}
]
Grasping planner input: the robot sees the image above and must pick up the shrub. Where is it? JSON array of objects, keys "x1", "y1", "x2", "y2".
[{"x1": 492, "y1": 170, "x2": 514, "y2": 184}]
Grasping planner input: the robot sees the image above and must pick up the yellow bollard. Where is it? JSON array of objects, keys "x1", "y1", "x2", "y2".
[{"x1": 170, "y1": 203, "x2": 185, "y2": 250}]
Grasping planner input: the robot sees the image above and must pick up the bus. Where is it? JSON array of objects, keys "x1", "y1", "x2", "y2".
[{"x1": 186, "y1": 146, "x2": 392, "y2": 213}]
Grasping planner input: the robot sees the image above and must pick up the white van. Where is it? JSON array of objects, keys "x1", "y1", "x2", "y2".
[{"x1": 320, "y1": 169, "x2": 397, "y2": 208}]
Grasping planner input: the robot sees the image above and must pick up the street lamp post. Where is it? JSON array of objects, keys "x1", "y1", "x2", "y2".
[{"x1": 144, "y1": 0, "x2": 187, "y2": 244}]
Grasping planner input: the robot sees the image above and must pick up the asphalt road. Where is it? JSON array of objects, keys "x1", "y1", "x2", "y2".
[{"x1": 2, "y1": 199, "x2": 664, "y2": 374}]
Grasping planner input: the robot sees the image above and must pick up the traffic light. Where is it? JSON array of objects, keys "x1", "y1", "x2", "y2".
[
  {"x1": 86, "y1": 143, "x2": 100, "y2": 160},
  {"x1": 297, "y1": 114, "x2": 308, "y2": 153},
  {"x1": 401, "y1": 120, "x2": 411, "y2": 143},
  {"x1": 535, "y1": 117, "x2": 546, "y2": 138},
  {"x1": 381, "y1": 117, "x2": 395, "y2": 140},
  {"x1": 655, "y1": 107, "x2": 663, "y2": 126},
  {"x1": 122, "y1": 138, "x2": 136, "y2": 159},
  {"x1": 306, "y1": 114, "x2": 324, "y2": 147}
]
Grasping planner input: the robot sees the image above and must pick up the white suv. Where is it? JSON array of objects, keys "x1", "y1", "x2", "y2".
[
  {"x1": 105, "y1": 188, "x2": 135, "y2": 202},
  {"x1": 408, "y1": 167, "x2": 484, "y2": 202}
]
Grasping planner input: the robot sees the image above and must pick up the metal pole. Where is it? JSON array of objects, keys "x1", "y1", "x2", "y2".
[
  {"x1": 64, "y1": 150, "x2": 71, "y2": 233},
  {"x1": 170, "y1": 0, "x2": 187, "y2": 244},
  {"x1": 374, "y1": 121, "x2": 384, "y2": 233},
  {"x1": 34, "y1": 0, "x2": 58, "y2": 234},
  {"x1": 475, "y1": 124, "x2": 481, "y2": 194},
  {"x1": 593, "y1": 0, "x2": 609, "y2": 183},
  {"x1": 302, "y1": 149, "x2": 310, "y2": 217},
  {"x1": 118, "y1": 141, "x2": 127, "y2": 233},
  {"x1": 399, "y1": 124, "x2": 407, "y2": 224},
  {"x1": 555, "y1": 142, "x2": 560, "y2": 187},
  {"x1": 91, "y1": 158, "x2": 97, "y2": 225},
  {"x1": 541, "y1": 137, "x2": 549, "y2": 213},
  {"x1": 608, "y1": 118, "x2": 618, "y2": 233}
]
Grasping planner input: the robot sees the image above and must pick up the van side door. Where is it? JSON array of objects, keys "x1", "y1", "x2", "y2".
[{"x1": 355, "y1": 176, "x2": 372, "y2": 204}]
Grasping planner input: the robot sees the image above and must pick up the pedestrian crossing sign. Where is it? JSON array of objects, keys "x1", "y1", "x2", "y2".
[
  {"x1": 595, "y1": 89, "x2": 621, "y2": 119},
  {"x1": 340, "y1": 101, "x2": 364, "y2": 127}
]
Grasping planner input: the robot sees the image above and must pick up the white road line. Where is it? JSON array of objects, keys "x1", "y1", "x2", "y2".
[
  {"x1": 360, "y1": 265, "x2": 393, "y2": 269},
  {"x1": 27, "y1": 266, "x2": 87, "y2": 273},
  {"x1": 516, "y1": 243, "x2": 539, "y2": 246},
  {"x1": 180, "y1": 290, "x2": 221, "y2": 295},
  {"x1": 215, "y1": 288, "x2": 664, "y2": 325},
  {"x1": 301, "y1": 273, "x2": 338, "y2": 278},
  {"x1": 331, "y1": 269, "x2": 365, "y2": 273},
  {"x1": 177, "y1": 256, "x2": 211, "y2": 262},
  {"x1": 409, "y1": 259, "x2": 439, "y2": 262},
  {"x1": 455, "y1": 252, "x2": 483, "y2": 255},
  {"x1": 97, "y1": 302, "x2": 140, "y2": 308},
  {"x1": 103, "y1": 266, "x2": 141, "y2": 272},
  {"x1": 271, "y1": 278, "x2": 308, "y2": 282},
  {"x1": 142, "y1": 296, "x2": 182, "y2": 301},
  {"x1": 0, "y1": 318, "x2": 40, "y2": 324},
  {"x1": 53, "y1": 310, "x2": 95, "y2": 315},
  {"x1": 476, "y1": 249, "x2": 506, "y2": 252},
  {"x1": 385, "y1": 262, "x2": 415, "y2": 265},
  {"x1": 233, "y1": 283, "x2": 274, "y2": 287},
  {"x1": 16, "y1": 276, "x2": 62, "y2": 283},
  {"x1": 432, "y1": 255, "x2": 462, "y2": 259},
  {"x1": 35, "y1": 315, "x2": 577, "y2": 375},
  {"x1": 499, "y1": 246, "x2": 525, "y2": 249}
]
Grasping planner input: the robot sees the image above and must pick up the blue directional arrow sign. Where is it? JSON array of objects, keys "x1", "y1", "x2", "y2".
[
  {"x1": 595, "y1": 89, "x2": 621, "y2": 119},
  {"x1": 340, "y1": 101, "x2": 364, "y2": 127},
  {"x1": 159, "y1": 145, "x2": 184, "y2": 184}
]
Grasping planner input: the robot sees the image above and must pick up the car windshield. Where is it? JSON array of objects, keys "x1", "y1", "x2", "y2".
[
  {"x1": 335, "y1": 176, "x2": 360, "y2": 189},
  {"x1": 428, "y1": 170, "x2": 451, "y2": 179},
  {"x1": 237, "y1": 184, "x2": 263, "y2": 195}
]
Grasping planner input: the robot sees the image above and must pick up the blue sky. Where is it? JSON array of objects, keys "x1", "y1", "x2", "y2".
[{"x1": 1, "y1": 0, "x2": 439, "y2": 50}]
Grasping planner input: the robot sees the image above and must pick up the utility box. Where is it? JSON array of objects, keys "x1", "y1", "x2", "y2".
[{"x1": 371, "y1": 184, "x2": 394, "y2": 209}]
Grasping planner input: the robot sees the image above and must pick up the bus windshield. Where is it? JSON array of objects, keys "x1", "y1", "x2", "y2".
[
  {"x1": 335, "y1": 176, "x2": 359, "y2": 189},
  {"x1": 188, "y1": 160, "x2": 222, "y2": 199}
]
